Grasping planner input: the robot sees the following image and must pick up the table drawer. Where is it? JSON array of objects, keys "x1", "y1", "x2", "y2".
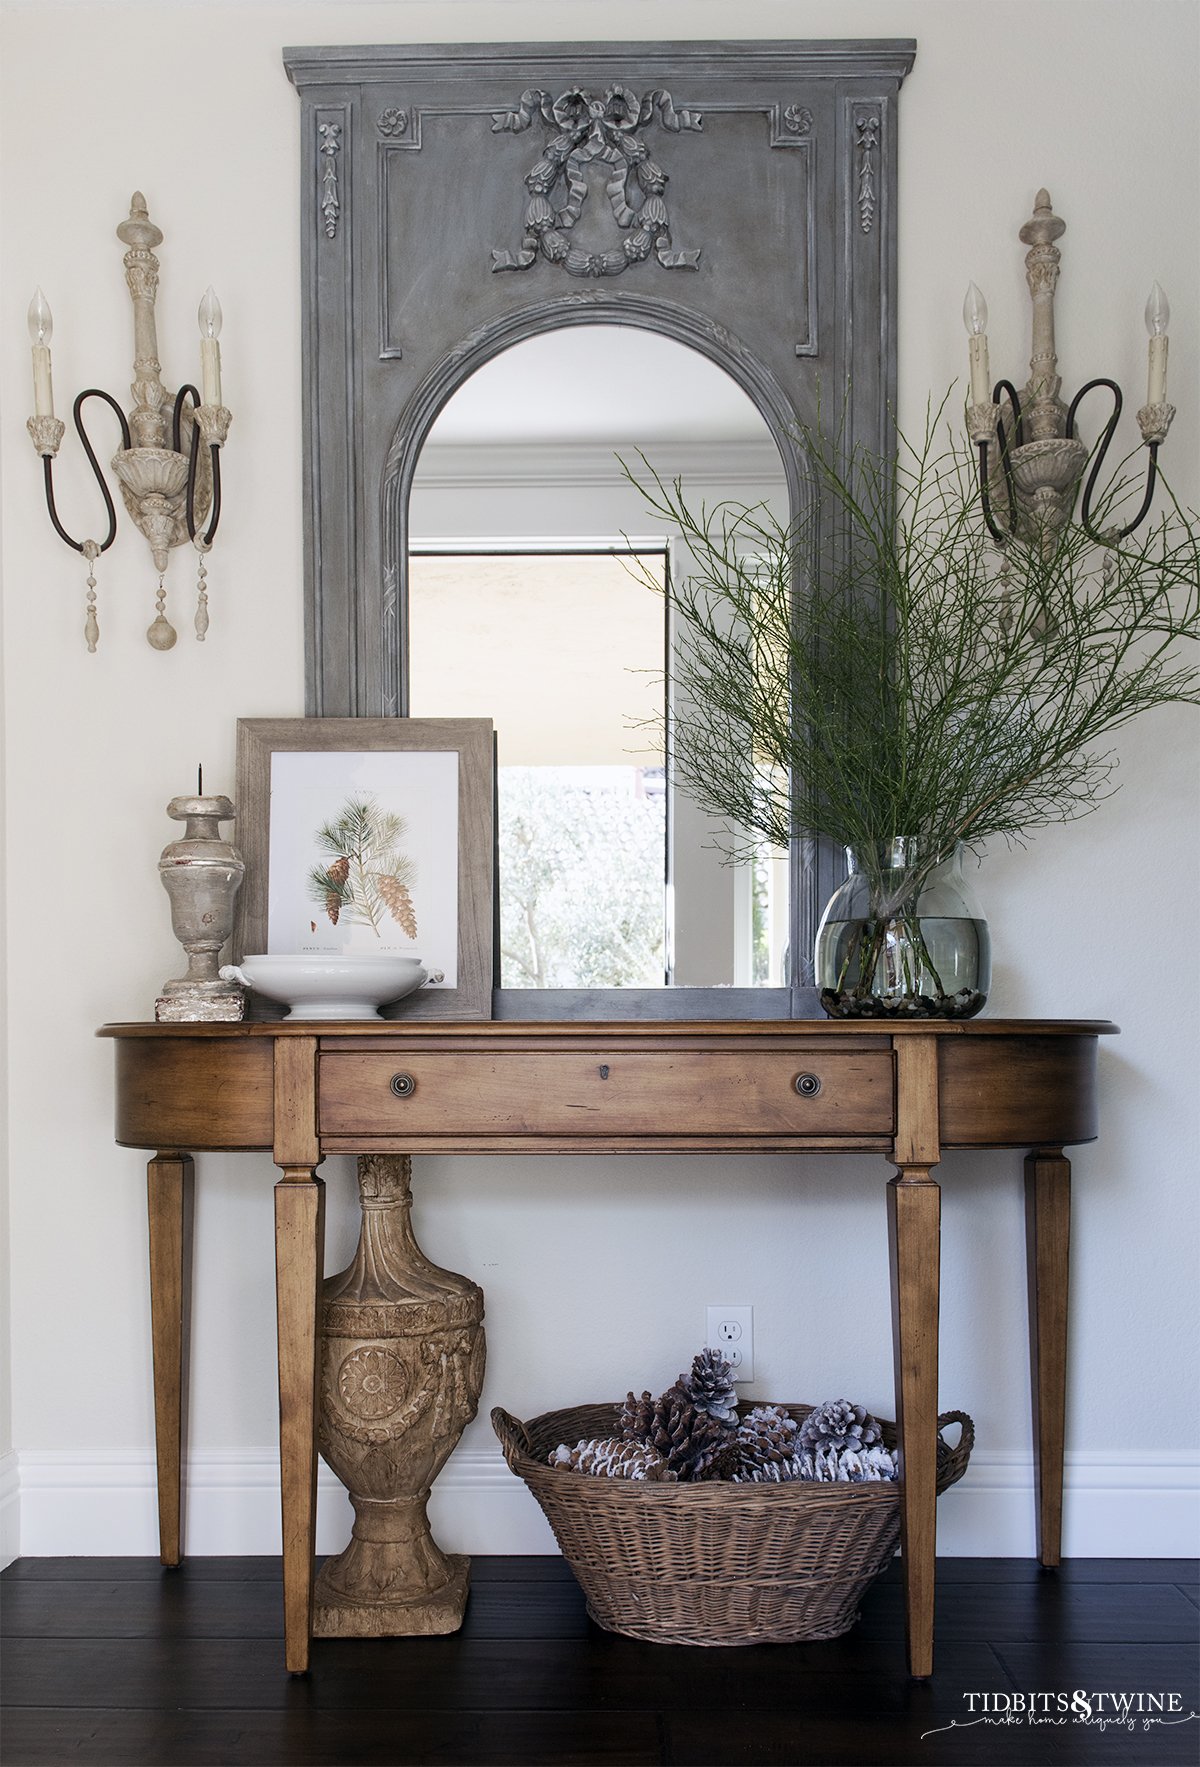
[{"x1": 319, "y1": 1049, "x2": 895, "y2": 1140}]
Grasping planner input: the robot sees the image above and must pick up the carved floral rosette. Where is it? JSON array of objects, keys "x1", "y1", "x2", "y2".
[{"x1": 315, "y1": 1155, "x2": 485, "y2": 1628}]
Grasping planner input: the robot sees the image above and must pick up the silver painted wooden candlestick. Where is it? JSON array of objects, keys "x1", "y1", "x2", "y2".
[
  {"x1": 315, "y1": 1154, "x2": 486, "y2": 1637},
  {"x1": 156, "y1": 794, "x2": 245, "y2": 1022}
]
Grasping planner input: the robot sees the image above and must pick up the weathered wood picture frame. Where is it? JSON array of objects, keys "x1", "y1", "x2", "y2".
[{"x1": 234, "y1": 717, "x2": 495, "y2": 1020}]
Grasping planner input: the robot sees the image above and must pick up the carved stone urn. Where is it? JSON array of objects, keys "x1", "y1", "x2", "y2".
[{"x1": 314, "y1": 1154, "x2": 485, "y2": 1637}]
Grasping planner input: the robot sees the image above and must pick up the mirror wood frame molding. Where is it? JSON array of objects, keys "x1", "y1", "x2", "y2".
[{"x1": 285, "y1": 39, "x2": 916, "y2": 1018}]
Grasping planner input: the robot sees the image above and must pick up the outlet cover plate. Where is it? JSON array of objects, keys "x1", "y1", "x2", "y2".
[{"x1": 705, "y1": 1304, "x2": 754, "y2": 1382}]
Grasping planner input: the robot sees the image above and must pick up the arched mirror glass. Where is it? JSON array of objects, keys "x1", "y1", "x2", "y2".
[{"x1": 406, "y1": 325, "x2": 790, "y2": 993}]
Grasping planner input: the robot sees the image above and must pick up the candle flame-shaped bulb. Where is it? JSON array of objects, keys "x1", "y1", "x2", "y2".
[
  {"x1": 197, "y1": 286, "x2": 222, "y2": 339},
  {"x1": 962, "y1": 282, "x2": 988, "y2": 337},
  {"x1": 27, "y1": 287, "x2": 52, "y2": 347},
  {"x1": 1144, "y1": 283, "x2": 1170, "y2": 337}
]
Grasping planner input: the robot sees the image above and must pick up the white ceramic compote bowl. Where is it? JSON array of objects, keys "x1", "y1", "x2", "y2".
[{"x1": 219, "y1": 954, "x2": 430, "y2": 1021}]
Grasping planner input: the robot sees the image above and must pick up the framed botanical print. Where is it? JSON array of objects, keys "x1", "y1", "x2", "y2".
[{"x1": 234, "y1": 717, "x2": 494, "y2": 1019}]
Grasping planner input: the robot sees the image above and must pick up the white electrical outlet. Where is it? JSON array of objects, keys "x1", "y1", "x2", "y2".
[{"x1": 706, "y1": 1304, "x2": 754, "y2": 1382}]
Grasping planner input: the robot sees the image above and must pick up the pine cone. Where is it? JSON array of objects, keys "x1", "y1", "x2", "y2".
[
  {"x1": 837, "y1": 1444, "x2": 898, "y2": 1483},
  {"x1": 327, "y1": 856, "x2": 350, "y2": 888},
  {"x1": 325, "y1": 892, "x2": 341, "y2": 925},
  {"x1": 682, "y1": 1347, "x2": 739, "y2": 1423},
  {"x1": 797, "y1": 1399, "x2": 883, "y2": 1457},
  {"x1": 549, "y1": 1436, "x2": 675, "y2": 1480},
  {"x1": 641, "y1": 1381, "x2": 732, "y2": 1481},
  {"x1": 376, "y1": 873, "x2": 418, "y2": 938},
  {"x1": 730, "y1": 1405, "x2": 801, "y2": 1481},
  {"x1": 694, "y1": 1436, "x2": 742, "y2": 1481},
  {"x1": 735, "y1": 1453, "x2": 809, "y2": 1484},
  {"x1": 620, "y1": 1389, "x2": 657, "y2": 1442}
]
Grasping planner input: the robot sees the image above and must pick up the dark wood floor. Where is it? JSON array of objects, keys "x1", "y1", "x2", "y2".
[{"x1": 2, "y1": 1555, "x2": 1197, "y2": 1766}]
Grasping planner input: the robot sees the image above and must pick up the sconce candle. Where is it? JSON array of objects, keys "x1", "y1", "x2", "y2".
[
  {"x1": 28, "y1": 288, "x2": 55, "y2": 417},
  {"x1": 198, "y1": 286, "x2": 223, "y2": 408},
  {"x1": 1145, "y1": 283, "x2": 1170, "y2": 406},
  {"x1": 963, "y1": 283, "x2": 991, "y2": 406}
]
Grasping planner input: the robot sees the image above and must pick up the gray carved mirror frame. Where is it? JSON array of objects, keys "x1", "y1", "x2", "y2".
[{"x1": 284, "y1": 39, "x2": 916, "y2": 1019}]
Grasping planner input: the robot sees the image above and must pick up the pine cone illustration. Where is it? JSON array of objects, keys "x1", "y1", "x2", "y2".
[
  {"x1": 376, "y1": 873, "x2": 418, "y2": 939},
  {"x1": 797, "y1": 1398, "x2": 883, "y2": 1457},
  {"x1": 327, "y1": 856, "x2": 350, "y2": 888},
  {"x1": 682, "y1": 1347, "x2": 739, "y2": 1423},
  {"x1": 325, "y1": 891, "x2": 341, "y2": 925},
  {"x1": 549, "y1": 1437, "x2": 675, "y2": 1480}
]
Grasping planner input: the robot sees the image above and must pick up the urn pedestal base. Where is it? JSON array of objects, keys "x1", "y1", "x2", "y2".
[
  {"x1": 316, "y1": 1154, "x2": 486, "y2": 1641},
  {"x1": 314, "y1": 1552, "x2": 470, "y2": 1638},
  {"x1": 313, "y1": 1490, "x2": 470, "y2": 1637}
]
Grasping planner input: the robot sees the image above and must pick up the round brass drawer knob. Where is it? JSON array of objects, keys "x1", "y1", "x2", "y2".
[
  {"x1": 390, "y1": 1072, "x2": 416, "y2": 1098},
  {"x1": 794, "y1": 1072, "x2": 822, "y2": 1097}
]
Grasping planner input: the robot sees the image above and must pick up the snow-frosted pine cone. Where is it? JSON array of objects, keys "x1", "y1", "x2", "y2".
[
  {"x1": 838, "y1": 1444, "x2": 898, "y2": 1482},
  {"x1": 734, "y1": 1453, "x2": 810, "y2": 1484},
  {"x1": 730, "y1": 1404, "x2": 801, "y2": 1481},
  {"x1": 643, "y1": 1382, "x2": 732, "y2": 1481},
  {"x1": 788, "y1": 1441, "x2": 898, "y2": 1482},
  {"x1": 549, "y1": 1436, "x2": 675, "y2": 1480},
  {"x1": 797, "y1": 1398, "x2": 883, "y2": 1456},
  {"x1": 681, "y1": 1347, "x2": 739, "y2": 1422}
]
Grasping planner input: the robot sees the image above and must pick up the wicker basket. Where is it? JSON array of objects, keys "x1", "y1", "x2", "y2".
[{"x1": 492, "y1": 1400, "x2": 973, "y2": 1646}]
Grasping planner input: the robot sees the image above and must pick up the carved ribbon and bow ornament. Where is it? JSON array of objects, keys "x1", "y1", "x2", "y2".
[{"x1": 491, "y1": 85, "x2": 703, "y2": 277}]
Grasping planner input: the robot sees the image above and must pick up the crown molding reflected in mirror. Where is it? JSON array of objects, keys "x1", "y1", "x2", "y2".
[{"x1": 285, "y1": 39, "x2": 917, "y2": 1018}]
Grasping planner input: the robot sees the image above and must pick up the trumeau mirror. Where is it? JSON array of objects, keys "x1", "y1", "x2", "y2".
[{"x1": 284, "y1": 39, "x2": 916, "y2": 1019}]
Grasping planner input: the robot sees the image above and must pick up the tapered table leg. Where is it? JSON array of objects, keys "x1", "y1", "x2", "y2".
[
  {"x1": 275, "y1": 1170, "x2": 325, "y2": 1674},
  {"x1": 147, "y1": 1151, "x2": 193, "y2": 1567},
  {"x1": 888, "y1": 1166, "x2": 941, "y2": 1679},
  {"x1": 1025, "y1": 1148, "x2": 1070, "y2": 1566}
]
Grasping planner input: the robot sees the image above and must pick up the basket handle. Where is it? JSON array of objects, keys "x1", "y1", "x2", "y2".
[
  {"x1": 935, "y1": 1408, "x2": 975, "y2": 1492},
  {"x1": 937, "y1": 1409, "x2": 974, "y2": 1454},
  {"x1": 491, "y1": 1405, "x2": 533, "y2": 1469}
]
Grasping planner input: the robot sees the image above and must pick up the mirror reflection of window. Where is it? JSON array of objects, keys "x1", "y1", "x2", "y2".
[
  {"x1": 408, "y1": 549, "x2": 668, "y2": 988},
  {"x1": 406, "y1": 326, "x2": 791, "y2": 992}
]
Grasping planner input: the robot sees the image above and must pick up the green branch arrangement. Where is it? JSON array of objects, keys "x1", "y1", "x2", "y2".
[
  {"x1": 623, "y1": 398, "x2": 1199, "y2": 1012},
  {"x1": 308, "y1": 795, "x2": 417, "y2": 940},
  {"x1": 626, "y1": 400, "x2": 1198, "y2": 892}
]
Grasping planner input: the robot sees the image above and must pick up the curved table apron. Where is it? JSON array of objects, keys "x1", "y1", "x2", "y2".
[{"x1": 99, "y1": 1017, "x2": 1116, "y2": 1676}]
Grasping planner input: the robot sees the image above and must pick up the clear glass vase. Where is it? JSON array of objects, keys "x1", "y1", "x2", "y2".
[{"x1": 815, "y1": 839, "x2": 991, "y2": 1019}]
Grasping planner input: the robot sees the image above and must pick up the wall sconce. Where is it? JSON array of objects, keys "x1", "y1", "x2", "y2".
[
  {"x1": 964, "y1": 188, "x2": 1174, "y2": 549},
  {"x1": 26, "y1": 192, "x2": 231, "y2": 652}
]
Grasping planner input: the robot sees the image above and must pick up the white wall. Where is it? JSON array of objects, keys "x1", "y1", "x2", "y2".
[
  {"x1": 1, "y1": 0, "x2": 1196, "y2": 1560},
  {"x1": 0, "y1": 408, "x2": 13, "y2": 1566}
]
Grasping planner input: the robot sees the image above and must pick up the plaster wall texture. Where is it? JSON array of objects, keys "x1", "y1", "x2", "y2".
[{"x1": 0, "y1": 0, "x2": 1196, "y2": 1554}]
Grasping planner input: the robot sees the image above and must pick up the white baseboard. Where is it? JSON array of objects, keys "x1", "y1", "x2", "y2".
[
  {"x1": 14, "y1": 1447, "x2": 557, "y2": 1557},
  {"x1": 0, "y1": 1451, "x2": 19, "y2": 1569},
  {"x1": 11, "y1": 1446, "x2": 1199, "y2": 1560},
  {"x1": 937, "y1": 1450, "x2": 1200, "y2": 1558}
]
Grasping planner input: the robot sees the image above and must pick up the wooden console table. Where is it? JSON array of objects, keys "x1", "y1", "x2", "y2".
[{"x1": 99, "y1": 1017, "x2": 1115, "y2": 1677}]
